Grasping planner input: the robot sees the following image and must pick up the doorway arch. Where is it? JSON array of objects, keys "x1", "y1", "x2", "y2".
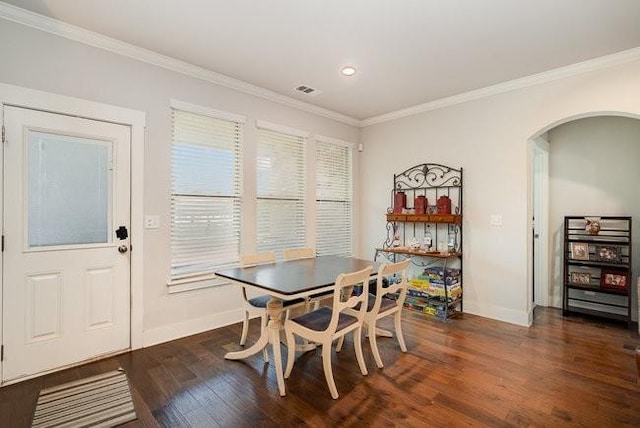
[{"x1": 527, "y1": 111, "x2": 640, "y2": 325}]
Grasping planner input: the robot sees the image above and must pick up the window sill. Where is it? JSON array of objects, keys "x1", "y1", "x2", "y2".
[{"x1": 167, "y1": 275, "x2": 229, "y2": 294}]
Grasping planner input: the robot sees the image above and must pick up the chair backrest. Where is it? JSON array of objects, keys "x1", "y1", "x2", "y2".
[
  {"x1": 283, "y1": 247, "x2": 315, "y2": 261},
  {"x1": 372, "y1": 260, "x2": 410, "y2": 312},
  {"x1": 239, "y1": 252, "x2": 276, "y2": 268},
  {"x1": 327, "y1": 266, "x2": 372, "y2": 333}
]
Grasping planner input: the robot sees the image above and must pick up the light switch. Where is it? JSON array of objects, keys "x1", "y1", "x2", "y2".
[
  {"x1": 145, "y1": 215, "x2": 160, "y2": 229},
  {"x1": 490, "y1": 214, "x2": 503, "y2": 227}
]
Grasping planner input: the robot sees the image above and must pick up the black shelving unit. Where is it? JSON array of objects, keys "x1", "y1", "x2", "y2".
[{"x1": 562, "y1": 216, "x2": 632, "y2": 326}]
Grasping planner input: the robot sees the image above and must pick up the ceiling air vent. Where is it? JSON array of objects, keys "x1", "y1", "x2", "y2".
[{"x1": 295, "y1": 85, "x2": 321, "y2": 97}]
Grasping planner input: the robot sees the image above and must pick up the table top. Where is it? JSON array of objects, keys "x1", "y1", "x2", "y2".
[{"x1": 215, "y1": 255, "x2": 378, "y2": 298}]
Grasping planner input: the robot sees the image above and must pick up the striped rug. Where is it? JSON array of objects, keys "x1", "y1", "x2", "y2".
[{"x1": 32, "y1": 368, "x2": 137, "y2": 428}]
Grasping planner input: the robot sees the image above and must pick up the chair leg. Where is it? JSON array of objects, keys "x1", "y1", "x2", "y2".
[
  {"x1": 321, "y1": 343, "x2": 339, "y2": 399},
  {"x1": 368, "y1": 321, "x2": 384, "y2": 369},
  {"x1": 261, "y1": 312, "x2": 269, "y2": 362},
  {"x1": 335, "y1": 336, "x2": 345, "y2": 352},
  {"x1": 240, "y1": 310, "x2": 249, "y2": 346},
  {"x1": 284, "y1": 327, "x2": 297, "y2": 379},
  {"x1": 394, "y1": 310, "x2": 407, "y2": 352},
  {"x1": 353, "y1": 327, "x2": 368, "y2": 376}
]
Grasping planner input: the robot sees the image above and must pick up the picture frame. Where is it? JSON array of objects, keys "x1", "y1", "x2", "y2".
[
  {"x1": 570, "y1": 242, "x2": 589, "y2": 260},
  {"x1": 594, "y1": 245, "x2": 621, "y2": 263},
  {"x1": 600, "y1": 270, "x2": 628, "y2": 290},
  {"x1": 569, "y1": 272, "x2": 591, "y2": 286}
]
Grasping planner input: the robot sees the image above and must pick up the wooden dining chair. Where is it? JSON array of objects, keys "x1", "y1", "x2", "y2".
[
  {"x1": 283, "y1": 247, "x2": 315, "y2": 261},
  {"x1": 365, "y1": 260, "x2": 410, "y2": 368},
  {"x1": 338, "y1": 259, "x2": 410, "y2": 368},
  {"x1": 282, "y1": 247, "x2": 329, "y2": 311},
  {"x1": 239, "y1": 252, "x2": 305, "y2": 362},
  {"x1": 284, "y1": 266, "x2": 372, "y2": 399}
]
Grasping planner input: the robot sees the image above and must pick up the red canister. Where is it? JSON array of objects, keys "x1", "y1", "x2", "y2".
[
  {"x1": 436, "y1": 195, "x2": 451, "y2": 214},
  {"x1": 414, "y1": 195, "x2": 427, "y2": 214},
  {"x1": 393, "y1": 191, "x2": 406, "y2": 213}
]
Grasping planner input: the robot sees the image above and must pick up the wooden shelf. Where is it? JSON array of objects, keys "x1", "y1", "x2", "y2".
[
  {"x1": 565, "y1": 259, "x2": 629, "y2": 269},
  {"x1": 565, "y1": 283, "x2": 629, "y2": 296},
  {"x1": 386, "y1": 213, "x2": 462, "y2": 224},
  {"x1": 564, "y1": 306, "x2": 630, "y2": 323},
  {"x1": 376, "y1": 247, "x2": 461, "y2": 258}
]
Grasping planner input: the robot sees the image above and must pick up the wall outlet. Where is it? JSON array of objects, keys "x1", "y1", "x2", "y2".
[
  {"x1": 145, "y1": 215, "x2": 160, "y2": 229},
  {"x1": 490, "y1": 214, "x2": 503, "y2": 226}
]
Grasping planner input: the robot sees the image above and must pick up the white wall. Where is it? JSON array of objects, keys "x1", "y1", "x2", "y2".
[
  {"x1": 0, "y1": 19, "x2": 361, "y2": 345},
  {"x1": 360, "y1": 58, "x2": 640, "y2": 325},
  {"x1": 548, "y1": 116, "x2": 640, "y2": 319},
  {"x1": 2, "y1": 17, "x2": 639, "y2": 336}
]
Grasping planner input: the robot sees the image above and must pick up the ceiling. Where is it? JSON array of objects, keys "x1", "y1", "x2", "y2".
[{"x1": 3, "y1": 0, "x2": 640, "y2": 121}]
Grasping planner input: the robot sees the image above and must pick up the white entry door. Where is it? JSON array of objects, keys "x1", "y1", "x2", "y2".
[{"x1": 2, "y1": 106, "x2": 131, "y2": 383}]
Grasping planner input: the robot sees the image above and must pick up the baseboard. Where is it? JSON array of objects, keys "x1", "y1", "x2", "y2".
[
  {"x1": 463, "y1": 301, "x2": 530, "y2": 327},
  {"x1": 142, "y1": 309, "x2": 246, "y2": 347}
]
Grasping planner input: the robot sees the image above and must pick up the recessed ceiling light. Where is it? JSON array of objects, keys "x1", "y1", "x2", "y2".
[{"x1": 341, "y1": 66, "x2": 357, "y2": 76}]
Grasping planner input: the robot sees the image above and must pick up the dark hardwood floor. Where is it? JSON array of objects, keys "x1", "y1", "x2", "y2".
[{"x1": 1, "y1": 307, "x2": 639, "y2": 427}]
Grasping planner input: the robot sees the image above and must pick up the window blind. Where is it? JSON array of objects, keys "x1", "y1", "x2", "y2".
[
  {"x1": 256, "y1": 127, "x2": 306, "y2": 254},
  {"x1": 316, "y1": 140, "x2": 353, "y2": 256},
  {"x1": 170, "y1": 107, "x2": 242, "y2": 281}
]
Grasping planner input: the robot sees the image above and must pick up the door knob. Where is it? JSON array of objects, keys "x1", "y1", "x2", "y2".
[{"x1": 118, "y1": 245, "x2": 128, "y2": 253}]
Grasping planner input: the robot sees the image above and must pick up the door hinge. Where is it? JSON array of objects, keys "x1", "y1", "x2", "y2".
[
  {"x1": 1, "y1": 345, "x2": 4, "y2": 361},
  {"x1": 1, "y1": 235, "x2": 4, "y2": 252},
  {"x1": 1, "y1": 124, "x2": 5, "y2": 143}
]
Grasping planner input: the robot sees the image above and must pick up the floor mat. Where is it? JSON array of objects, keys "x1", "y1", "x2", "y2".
[{"x1": 31, "y1": 368, "x2": 137, "y2": 428}]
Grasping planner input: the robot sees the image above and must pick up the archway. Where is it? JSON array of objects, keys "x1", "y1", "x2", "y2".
[{"x1": 527, "y1": 111, "x2": 640, "y2": 327}]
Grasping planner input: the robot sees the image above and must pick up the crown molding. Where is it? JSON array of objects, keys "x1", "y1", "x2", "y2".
[
  {"x1": 0, "y1": 2, "x2": 361, "y2": 127},
  {"x1": 3, "y1": 2, "x2": 639, "y2": 130},
  {"x1": 361, "y1": 46, "x2": 640, "y2": 127}
]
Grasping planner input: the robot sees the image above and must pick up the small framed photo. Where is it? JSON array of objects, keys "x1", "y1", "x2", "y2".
[
  {"x1": 570, "y1": 242, "x2": 589, "y2": 260},
  {"x1": 570, "y1": 272, "x2": 591, "y2": 285},
  {"x1": 595, "y1": 245, "x2": 621, "y2": 263},
  {"x1": 600, "y1": 270, "x2": 628, "y2": 290}
]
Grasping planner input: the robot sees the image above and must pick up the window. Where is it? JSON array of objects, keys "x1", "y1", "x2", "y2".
[
  {"x1": 316, "y1": 137, "x2": 353, "y2": 256},
  {"x1": 170, "y1": 101, "x2": 244, "y2": 282},
  {"x1": 256, "y1": 122, "x2": 307, "y2": 254}
]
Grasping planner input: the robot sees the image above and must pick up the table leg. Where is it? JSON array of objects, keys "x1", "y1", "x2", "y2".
[
  {"x1": 224, "y1": 324, "x2": 270, "y2": 360},
  {"x1": 295, "y1": 341, "x2": 318, "y2": 352},
  {"x1": 266, "y1": 299, "x2": 286, "y2": 396},
  {"x1": 374, "y1": 328, "x2": 394, "y2": 338},
  {"x1": 224, "y1": 297, "x2": 287, "y2": 396}
]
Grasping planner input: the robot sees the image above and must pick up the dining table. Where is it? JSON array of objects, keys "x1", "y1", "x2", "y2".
[{"x1": 215, "y1": 255, "x2": 379, "y2": 396}]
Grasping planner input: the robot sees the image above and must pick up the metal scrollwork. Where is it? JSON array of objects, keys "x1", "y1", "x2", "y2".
[
  {"x1": 394, "y1": 163, "x2": 462, "y2": 191},
  {"x1": 383, "y1": 222, "x2": 394, "y2": 249}
]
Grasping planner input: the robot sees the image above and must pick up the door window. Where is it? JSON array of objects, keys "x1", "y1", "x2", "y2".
[{"x1": 27, "y1": 130, "x2": 113, "y2": 247}]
